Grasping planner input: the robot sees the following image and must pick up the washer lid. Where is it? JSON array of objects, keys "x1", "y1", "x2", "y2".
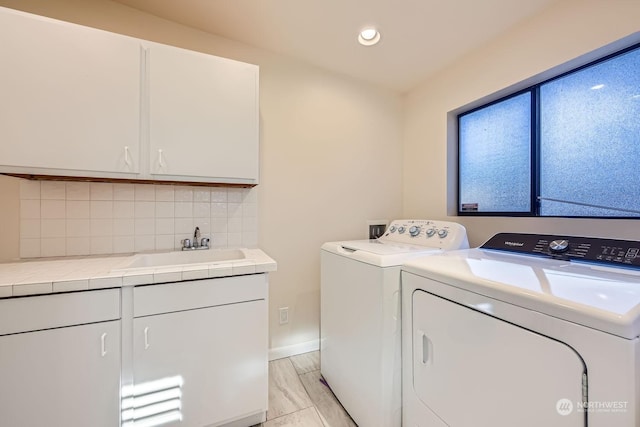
[
  {"x1": 402, "y1": 248, "x2": 640, "y2": 339},
  {"x1": 340, "y1": 240, "x2": 437, "y2": 255},
  {"x1": 322, "y1": 240, "x2": 441, "y2": 267}
]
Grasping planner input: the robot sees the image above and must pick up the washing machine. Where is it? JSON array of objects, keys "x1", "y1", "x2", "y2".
[
  {"x1": 320, "y1": 219, "x2": 469, "y2": 427},
  {"x1": 401, "y1": 232, "x2": 640, "y2": 427}
]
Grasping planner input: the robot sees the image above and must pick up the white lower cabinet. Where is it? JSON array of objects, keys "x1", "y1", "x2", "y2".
[
  {"x1": 127, "y1": 275, "x2": 269, "y2": 427},
  {"x1": 0, "y1": 289, "x2": 121, "y2": 427},
  {"x1": 0, "y1": 275, "x2": 268, "y2": 427}
]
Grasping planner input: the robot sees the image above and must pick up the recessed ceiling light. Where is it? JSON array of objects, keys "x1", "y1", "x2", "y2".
[{"x1": 358, "y1": 28, "x2": 381, "y2": 46}]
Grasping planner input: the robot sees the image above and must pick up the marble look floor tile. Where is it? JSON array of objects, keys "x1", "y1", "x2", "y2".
[
  {"x1": 268, "y1": 358, "x2": 314, "y2": 420},
  {"x1": 300, "y1": 371, "x2": 357, "y2": 427},
  {"x1": 263, "y1": 407, "x2": 325, "y2": 427},
  {"x1": 289, "y1": 351, "x2": 320, "y2": 375}
]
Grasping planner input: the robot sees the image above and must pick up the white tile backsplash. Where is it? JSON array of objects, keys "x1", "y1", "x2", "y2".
[
  {"x1": 90, "y1": 183, "x2": 113, "y2": 200},
  {"x1": 114, "y1": 184, "x2": 135, "y2": 201},
  {"x1": 90, "y1": 201, "x2": 113, "y2": 219},
  {"x1": 66, "y1": 201, "x2": 90, "y2": 219},
  {"x1": 135, "y1": 201, "x2": 155, "y2": 218},
  {"x1": 41, "y1": 181, "x2": 65, "y2": 200},
  {"x1": 20, "y1": 219, "x2": 41, "y2": 239},
  {"x1": 65, "y1": 182, "x2": 90, "y2": 200},
  {"x1": 113, "y1": 219, "x2": 135, "y2": 236},
  {"x1": 41, "y1": 237, "x2": 65, "y2": 257},
  {"x1": 17, "y1": 180, "x2": 258, "y2": 258},
  {"x1": 20, "y1": 200, "x2": 40, "y2": 219},
  {"x1": 41, "y1": 200, "x2": 66, "y2": 219},
  {"x1": 19, "y1": 180, "x2": 40, "y2": 200},
  {"x1": 113, "y1": 201, "x2": 135, "y2": 218},
  {"x1": 135, "y1": 184, "x2": 155, "y2": 201},
  {"x1": 211, "y1": 189, "x2": 227, "y2": 202},
  {"x1": 174, "y1": 202, "x2": 193, "y2": 218},
  {"x1": 66, "y1": 219, "x2": 91, "y2": 237},
  {"x1": 41, "y1": 219, "x2": 66, "y2": 238},
  {"x1": 155, "y1": 185, "x2": 174, "y2": 202},
  {"x1": 134, "y1": 218, "x2": 155, "y2": 236}
]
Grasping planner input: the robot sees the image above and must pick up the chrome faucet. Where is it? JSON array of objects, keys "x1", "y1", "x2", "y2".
[
  {"x1": 181, "y1": 226, "x2": 211, "y2": 251},
  {"x1": 193, "y1": 227, "x2": 201, "y2": 248}
]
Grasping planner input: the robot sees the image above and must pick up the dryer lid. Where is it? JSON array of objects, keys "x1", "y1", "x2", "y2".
[{"x1": 403, "y1": 248, "x2": 640, "y2": 339}]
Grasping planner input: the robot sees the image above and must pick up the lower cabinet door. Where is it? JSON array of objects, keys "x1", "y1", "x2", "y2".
[
  {"x1": 132, "y1": 300, "x2": 268, "y2": 427},
  {"x1": 0, "y1": 320, "x2": 121, "y2": 427}
]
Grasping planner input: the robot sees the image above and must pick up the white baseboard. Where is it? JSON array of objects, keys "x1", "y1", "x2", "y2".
[{"x1": 268, "y1": 339, "x2": 320, "y2": 361}]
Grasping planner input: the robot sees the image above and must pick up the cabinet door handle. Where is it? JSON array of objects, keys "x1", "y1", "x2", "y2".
[
  {"x1": 124, "y1": 146, "x2": 131, "y2": 166},
  {"x1": 144, "y1": 326, "x2": 150, "y2": 349},
  {"x1": 101, "y1": 332, "x2": 107, "y2": 357},
  {"x1": 158, "y1": 149, "x2": 165, "y2": 168}
]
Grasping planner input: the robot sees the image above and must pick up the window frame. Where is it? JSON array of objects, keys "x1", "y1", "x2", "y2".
[{"x1": 457, "y1": 41, "x2": 640, "y2": 219}]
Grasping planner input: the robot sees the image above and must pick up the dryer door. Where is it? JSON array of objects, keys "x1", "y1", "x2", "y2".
[{"x1": 412, "y1": 289, "x2": 586, "y2": 427}]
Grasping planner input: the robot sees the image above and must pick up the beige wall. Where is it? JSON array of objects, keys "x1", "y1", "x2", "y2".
[
  {"x1": 0, "y1": 0, "x2": 403, "y2": 352},
  {"x1": 403, "y1": 0, "x2": 640, "y2": 247},
  {"x1": 0, "y1": 176, "x2": 19, "y2": 261}
]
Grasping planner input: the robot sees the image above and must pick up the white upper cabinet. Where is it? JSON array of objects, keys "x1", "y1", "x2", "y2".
[
  {"x1": 0, "y1": 7, "x2": 141, "y2": 178},
  {"x1": 0, "y1": 7, "x2": 259, "y2": 185},
  {"x1": 147, "y1": 43, "x2": 259, "y2": 184}
]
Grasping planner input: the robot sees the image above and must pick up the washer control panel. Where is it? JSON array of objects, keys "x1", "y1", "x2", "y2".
[
  {"x1": 482, "y1": 232, "x2": 640, "y2": 269},
  {"x1": 380, "y1": 220, "x2": 469, "y2": 250}
]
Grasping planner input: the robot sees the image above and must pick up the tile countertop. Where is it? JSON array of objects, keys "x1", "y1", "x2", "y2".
[{"x1": 0, "y1": 248, "x2": 277, "y2": 298}]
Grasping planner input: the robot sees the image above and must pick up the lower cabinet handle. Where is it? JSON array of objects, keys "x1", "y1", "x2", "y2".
[
  {"x1": 101, "y1": 332, "x2": 107, "y2": 357},
  {"x1": 144, "y1": 327, "x2": 150, "y2": 350}
]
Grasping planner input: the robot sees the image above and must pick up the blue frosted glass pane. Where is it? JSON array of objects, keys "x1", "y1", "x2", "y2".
[
  {"x1": 459, "y1": 93, "x2": 531, "y2": 212},
  {"x1": 540, "y1": 46, "x2": 640, "y2": 217}
]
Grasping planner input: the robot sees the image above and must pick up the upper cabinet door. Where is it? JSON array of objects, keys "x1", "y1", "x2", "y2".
[
  {"x1": 0, "y1": 8, "x2": 141, "y2": 177},
  {"x1": 147, "y1": 43, "x2": 259, "y2": 184}
]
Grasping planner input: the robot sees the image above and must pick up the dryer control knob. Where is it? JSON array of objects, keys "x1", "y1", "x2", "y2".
[
  {"x1": 389, "y1": 226, "x2": 397, "y2": 233},
  {"x1": 549, "y1": 239, "x2": 570, "y2": 253},
  {"x1": 409, "y1": 226, "x2": 421, "y2": 237},
  {"x1": 438, "y1": 229, "x2": 448, "y2": 238},
  {"x1": 398, "y1": 226, "x2": 406, "y2": 234},
  {"x1": 426, "y1": 228, "x2": 436, "y2": 237}
]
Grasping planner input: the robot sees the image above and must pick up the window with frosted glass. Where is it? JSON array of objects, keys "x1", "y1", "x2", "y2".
[
  {"x1": 539, "y1": 47, "x2": 640, "y2": 217},
  {"x1": 457, "y1": 41, "x2": 640, "y2": 218},
  {"x1": 459, "y1": 93, "x2": 531, "y2": 213}
]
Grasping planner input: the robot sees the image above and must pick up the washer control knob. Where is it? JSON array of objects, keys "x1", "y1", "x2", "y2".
[
  {"x1": 549, "y1": 239, "x2": 570, "y2": 253},
  {"x1": 409, "y1": 226, "x2": 421, "y2": 237},
  {"x1": 398, "y1": 226, "x2": 406, "y2": 234},
  {"x1": 389, "y1": 226, "x2": 397, "y2": 233},
  {"x1": 426, "y1": 228, "x2": 436, "y2": 238},
  {"x1": 438, "y1": 229, "x2": 448, "y2": 238}
]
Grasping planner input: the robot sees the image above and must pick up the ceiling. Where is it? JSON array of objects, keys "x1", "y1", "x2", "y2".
[{"x1": 113, "y1": 0, "x2": 561, "y2": 93}]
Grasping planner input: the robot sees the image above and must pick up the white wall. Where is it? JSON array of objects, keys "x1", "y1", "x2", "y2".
[
  {"x1": 403, "y1": 0, "x2": 640, "y2": 247},
  {"x1": 0, "y1": 0, "x2": 403, "y2": 353}
]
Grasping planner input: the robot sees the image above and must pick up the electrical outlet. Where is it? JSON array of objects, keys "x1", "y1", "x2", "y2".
[
  {"x1": 279, "y1": 307, "x2": 289, "y2": 325},
  {"x1": 367, "y1": 219, "x2": 389, "y2": 239}
]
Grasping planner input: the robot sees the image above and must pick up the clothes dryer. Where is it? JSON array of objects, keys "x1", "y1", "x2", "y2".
[{"x1": 402, "y1": 233, "x2": 640, "y2": 427}]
